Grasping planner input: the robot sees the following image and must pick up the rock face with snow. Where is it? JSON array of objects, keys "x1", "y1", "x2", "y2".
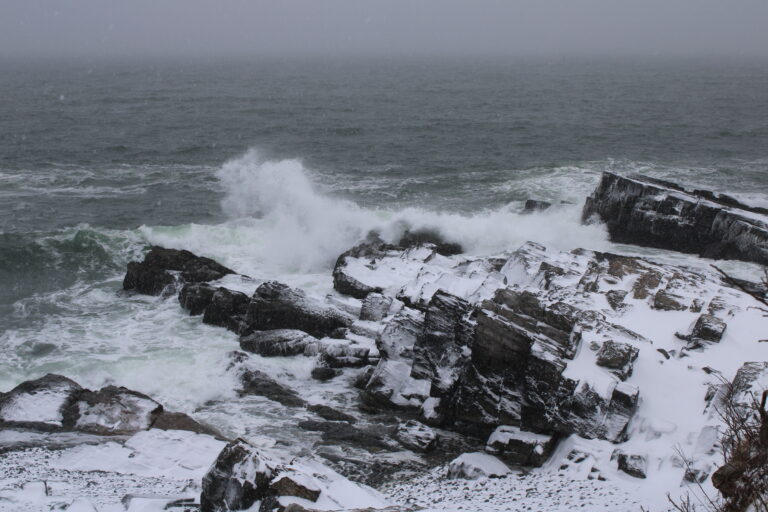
[
  {"x1": 485, "y1": 426, "x2": 556, "y2": 467},
  {"x1": 447, "y1": 452, "x2": 510, "y2": 479},
  {"x1": 123, "y1": 246, "x2": 235, "y2": 295},
  {"x1": 0, "y1": 374, "x2": 216, "y2": 437},
  {"x1": 246, "y1": 281, "x2": 354, "y2": 338},
  {"x1": 240, "y1": 329, "x2": 319, "y2": 357},
  {"x1": 395, "y1": 420, "x2": 438, "y2": 452},
  {"x1": 583, "y1": 172, "x2": 768, "y2": 265}
]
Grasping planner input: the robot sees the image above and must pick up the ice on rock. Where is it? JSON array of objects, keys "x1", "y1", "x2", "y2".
[{"x1": 0, "y1": 374, "x2": 82, "y2": 428}]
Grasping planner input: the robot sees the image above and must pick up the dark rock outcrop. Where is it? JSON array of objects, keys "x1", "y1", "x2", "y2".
[
  {"x1": 307, "y1": 404, "x2": 357, "y2": 424},
  {"x1": 394, "y1": 420, "x2": 438, "y2": 452},
  {"x1": 398, "y1": 229, "x2": 463, "y2": 256},
  {"x1": 178, "y1": 283, "x2": 216, "y2": 315},
  {"x1": 485, "y1": 425, "x2": 556, "y2": 467},
  {"x1": 595, "y1": 341, "x2": 639, "y2": 381},
  {"x1": 246, "y1": 281, "x2": 353, "y2": 338},
  {"x1": 522, "y1": 199, "x2": 552, "y2": 214},
  {"x1": 583, "y1": 172, "x2": 768, "y2": 265},
  {"x1": 123, "y1": 246, "x2": 235, "y2": 295},
  {"x1": 332, "y1": 234, "x2": 395, "y2": 299},
  {"x1": 203, "y1": 287, "x2": 250, "y2": 334},
  {"x1": 240, "y1": 370, "x2": 306, "y2": 407},
  {"x1": 360, "y1": 293, "x2": 393, "y2": 322},
  {"x1": 613, "y1": 450, "x2": 647, "y2": 479},
  {"x1": 201, "y1": 438, "x2": 279, "y2": 512}
]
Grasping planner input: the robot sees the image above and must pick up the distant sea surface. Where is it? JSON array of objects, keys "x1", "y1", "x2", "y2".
[{"x1": 1, "y1": 57, "x2": 766, "y2": 433}]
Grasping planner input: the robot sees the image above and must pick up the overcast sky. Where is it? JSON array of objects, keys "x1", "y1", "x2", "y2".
[{"x1": 2, "y1": 0, "x2": 768, "y2": 60}]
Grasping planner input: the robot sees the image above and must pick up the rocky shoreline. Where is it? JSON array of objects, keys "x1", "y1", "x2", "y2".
[{"x1": 2, "y1": 172, "x2": 767, "y2": 512}]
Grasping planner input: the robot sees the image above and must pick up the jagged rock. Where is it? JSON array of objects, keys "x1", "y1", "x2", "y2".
[
  {"x1": 0, "y1": 374, "x2": 82, "y2": 430},
  {"x1": 376, "y1": 308, "x2": 424, "y2": 361},
  {"x1": 240, "y1": 370, "x2": 306, "y2": 407},
  {"x1": 363, "y1": 359, "x2": 431, "y2": 410},
  {"x1": 692, "y1": 314, "x2": 727, "y2": 342},
  {"x1": 605, "y1": 289, "x2": 628, "y2": 310},
  {"x1": 332, "y1": 234, "x2": 395, "y2": 298},
  {"x1": 318, "y1": 339, "x2": 377, "y2": 368},
  {"x1": 447, "y1": 452, "x2": 511, "y2": 479},
  {"x1": 410, "y1": 290, "x2": 474, "y2": 396},
  {"x1": 246, "y1": 281, "x2": 353, "y2": 338},
  {"x1": 307, "y1": 404, "x2": 356, "y2": 424},
  {"x1": 201, "y1": 438, "x2": 279, "y2": 512},
  {"x1": 123, "y1": 246, "x2": 235, "y2": 295},
  {"x1": 394, "y1": 420, "x2": 437, "y2": 452},
  {"x1": 360, "y1": 293, "x2": 393, "y2": 322},
  {"x1": 149, "y1": 411, "x2": 222, "y2": 438},
  {"x1": 178, "y1": 283, "x2": 216, "y2": 315},
  {"x1": 522, "y1": 199, "x2": 552, "y2": 214},
  {"x1": 398, "y1": 228, "x2": 463, "y2": 256},
  {"x1": 354, "y1": 366, "x2": 376, "y2": 389},
  {"x1": 583, "y1": 172, "x2": 768, "y2": 265},
  {"x1": 203, "y1": 287, "x2": 250, "y2": 334},
  {"x1": 595, "y1": 341, "x2": 639, "y2": 381},
  {"x1": 310, "y1": 365, "x2": 342, "y2": 382},
  {"x1": 270, "y1": 471, "x2": 321, "y2": 502},
  {"x1": 485, "y1": 426, "x2": 556, "y2": 467},
  {"x1": 73, "y1": 386, "x2": 162, "y2": 435},
  {"x1": 239, "y1": 329, "x2": 318, "y2": 357},
  {"x1": 613, "y1": 450, "x2": 647, "y2": 479}
]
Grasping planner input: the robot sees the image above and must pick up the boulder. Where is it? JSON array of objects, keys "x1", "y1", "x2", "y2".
[
  {"x1": 485, "y1": 426, "x2": 556, "y2": 467},
  {"x1": 200, "y1": 438, "x2": 279, "y2": 512},
  {"x1": 447, "y1": 452, "x2": 511, "y2": 479},
  {"x1": 297, "y1": 420, "x2": 391, "y2": 451},
  {"x1": 398, "y1": 228, "x2": 463, "y2": 256},
  {"x1": 307, "y1": 404, "x2": 356, "y2": 424},
  {"x1": 240, "y1": 370, "x2": 306, "y2": 407},
  {"x1": 522, "y1": 199, "x2": 552, "y2": 214},
  {"x1": 595, "y1": 341, "x2": 639, "y2": 381},
  {"x1": 0, "y1": 374, "x2": 82, "y2": 430},
  {"x1": 613, "y1": 450, "x2": 647, "y2": 479},
  {"x1": 203, "y1": 287, "x2": 250, "y2": 334},
  {"x1": 332, "y1": 234, "x2": 395, "y2": 298},
  {"x1": 652, "y1": 289, "x2": 687, "y2": 311},
  {"x1": 123, "y1": 246, "x2": 235, "y2": 295},
  {"x1": 360, "y1": 293, "x2": 393, "y2": 322},
  {"x1": 178, "y1": 283, "x2": 216, "y2": 315},
  {"x1": 691, "y1": 314, "x2": 727, "y2": 343},
  {"x1": 246, "y1": 281, "x2": 353, "y2": 338},
  {"x1": 582, "y1": 172, "x2": 768, "y2": 265},
  {"x1": 270, "y1": 471, "x2": 321, "y2": 502},
  {"x1": 394, "y1": 420, "x2": 438, "y2": 452},
  {"x1": 72, "y1": 386, "x2": 162, "y2": 435},
  {"x1": 239, "y1": 329, "x2": 318, "y2": 357},
  {"x1": 310, "y1": 365, "x2": 342, "y2": 382}
]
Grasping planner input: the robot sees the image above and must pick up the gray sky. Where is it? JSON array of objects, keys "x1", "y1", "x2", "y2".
[{"x1": 2, "y1": 0, "x2": 768, "y2": 60}]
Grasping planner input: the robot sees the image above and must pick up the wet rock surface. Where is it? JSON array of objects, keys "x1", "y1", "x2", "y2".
[
  {"x1": 123, "y1": 246, "x2": 235, "y2": 295},
  {"x1": 583, "y1": 172, "x2": 768, "y2": 265}
]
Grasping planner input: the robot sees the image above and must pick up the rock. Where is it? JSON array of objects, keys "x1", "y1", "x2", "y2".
[
  {"x1": 360, "y1": 293, "x2": 393, "y2": 322},
  {"x1": 522, "y1": 199, "x2": 552, "y2": 214},
  {"x1": 583, "y1": 172, "x2": 768, "y2": 265},
  {"x1": 270, "y1": 471, "x2": 321, "y2": 502},
  {"x1": 240, "y1": 370, "x2": 306, "y2": 407},
  {"x1": 376, "y1": 308, "x2": 424, "y2": 361},
  {"x1": 149, "y1": 411, "x2": 222, "y2": 438},
  {"x1": 318, "y1": 339, "x2": 376, "y2": 369},
  {"x1": 613, "y1": 450, "x2": 647, "y2": 479},
  {"x1": 447, "y1": 452, "x2": 511, "y2": 479},
  {"x1": 363, "y1": 359, "x2": 430, "y2": 411},
  {"x1": 200, "y1": 438, "x2": 279, "y2": 512},
  {"x1": 73, "y1": 386, "x2": 162, "y2": 435},
  {"x1": 332, "y1": 234, "x2": 395, "y2": 298},
  {"x1": 485, "y1": 426, "x2": 556, "y2": 467},
  {"x1": 410, "y1": 291, "x2": 474, "y2": 398},
  {"x1": 605, "y1": 289, "x2": 628, "y2": 310},
  {"x1": 595, "y1": 341, "x2": 639, "y2": 381},
  {"x1": 178, "y1": 283, "x2": 216, "y2": 315},
  {"x1": 0, "y1": 374, "x2": 82, "y2": 430},
  {"x1": 652, "y1": 289, "x2": 687, "y2": 311},
  {"x1": 297, "y1": 420, "x2": 391, "y2": 451},
  {"x1": 307, "y1": 404, "x2": 356, "y2": 424},
  {"x1": 310, "y1": 365, "x2": 342, "y2": 382},
  {"x1": 123, "y1": 246, "x2": 235, "y2": 295},
  {"x1": 691, "y1": 314, "x2": 727, "y2": 342},
  {"x1": 398, "y1": 228, "x2": 463, "y2": 256},
  {"x1": 394, "y1": 420, "x2": 437, "y2": 452},
  {"x1": 203, "y1": 287, "x2": 250, "y2": 334},
  {"x1": 246, "y1": 281, "x2": 353, "y2": 338},
  {"x1": 239, "y1": 329, "x2": 318, "y2": 357}
]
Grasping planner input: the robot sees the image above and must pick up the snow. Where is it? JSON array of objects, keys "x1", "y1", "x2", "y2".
[{"x1": 447, "y1": 452, "x2": 511, "y2": 479}]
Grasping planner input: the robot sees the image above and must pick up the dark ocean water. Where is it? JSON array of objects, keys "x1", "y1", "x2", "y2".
[{"x1": 1, "y1": 57, "x2": 767, "y2": 398}]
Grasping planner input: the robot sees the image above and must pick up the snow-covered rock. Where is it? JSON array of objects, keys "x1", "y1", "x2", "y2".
[
  {"x1": 446, "y1": 452, "x2": 511, "y2": 479},
  {"x1": 0, "y1": 374, "x2": 82, "y2": 429},
  {"x1": 485, "y1": 425, "x2": 556, "y2": 467},
  {"x1": 395, "y1": 420, "x2": 438, "y2": 453},
  {"x1": 239, "y1": 329, "x2": 319, "y2": 357}
]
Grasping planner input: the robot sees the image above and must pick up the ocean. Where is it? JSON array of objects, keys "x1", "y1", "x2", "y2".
[{"x1": 1, "y1": 56, "x2": 767, "y2": 446}]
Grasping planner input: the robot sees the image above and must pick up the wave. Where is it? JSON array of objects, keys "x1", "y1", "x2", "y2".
[{"x1": 140, "y1": 149, "x2": 611, "y2": 277}]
